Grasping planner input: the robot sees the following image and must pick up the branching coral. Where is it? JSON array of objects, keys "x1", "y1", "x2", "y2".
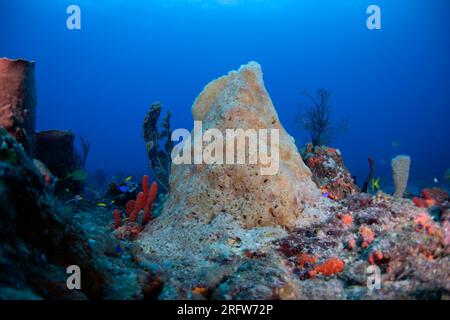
[{"x1": 295, "y1": 89, "x2": 348, "y2": 146}]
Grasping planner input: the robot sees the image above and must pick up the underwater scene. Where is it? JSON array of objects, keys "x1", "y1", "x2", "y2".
[{"x1": 0, "y1": 0, "x2": 449, "y2": 302}]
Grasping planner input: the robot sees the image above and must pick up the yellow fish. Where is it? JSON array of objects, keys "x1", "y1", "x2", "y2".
[
  {"x1": 371, "y1": 177, "x2": 381, "y2": 192},
  {"x1": 125, "y1": 176, "x2": 133, "y2": 182},
  {"x1": 96, "y1": 202, "x2": 107, "y2": 207}
]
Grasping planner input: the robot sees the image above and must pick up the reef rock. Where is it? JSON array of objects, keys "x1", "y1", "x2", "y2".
[
  {"x1": 0, "y1": 58, "x2": 37, "y2": 156},
  {"x1": 302, "y1": 144, "x2": 359, "y2": 200},
  {"x1": 163, "y1": 61, "x2": 322, "y2": 230}
]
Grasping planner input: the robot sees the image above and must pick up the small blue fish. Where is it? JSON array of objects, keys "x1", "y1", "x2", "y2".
[
  {"x1": 115, "y1": 245, "x2": 122, "y2": 254},
  {"x1": 119, "y1": 185, "x2": 129, "y2": 193},
  {"x1": 322, "y1": 192, "x2": 330, "y2": 198}
]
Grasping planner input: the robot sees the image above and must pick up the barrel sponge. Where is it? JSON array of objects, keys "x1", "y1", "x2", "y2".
[{"x1": 391, "y1": 155, "x2": 411, "y2": 198}]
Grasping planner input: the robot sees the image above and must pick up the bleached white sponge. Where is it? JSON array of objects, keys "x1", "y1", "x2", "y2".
[{"x1": 391, "y1": 155, "x2": 411, "y2": 198}]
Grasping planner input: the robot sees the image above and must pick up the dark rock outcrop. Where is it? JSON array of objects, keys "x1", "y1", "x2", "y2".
[
  {"x1": 0, "y1": 128, "x2": 149, "y2": 299},
  {"x1": 34, "y1": 130, "x2": 84, "y2": 195},
  {"x1": 34, "y1": 130, "x2": 79, "y2": 178}
]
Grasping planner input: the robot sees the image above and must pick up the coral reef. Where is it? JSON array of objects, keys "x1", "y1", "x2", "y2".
[
  {"x1": 134, "y1": 63, "x2": 448, "y2": 300},
  {"x1": 275, "y1": 191, "x2": 449, "y2": 299},
  {"x1": 142, "y1": 102, "x2": 173, "y2": 194},
  {"x1": 1, "y1": 60, "x2": 448, "y2": 301},
  {"x1": 391, "y1": 155, "x2": 411, "y2": 198},
  {"x1": 0, "y1": 58, "x2": 36, "y2": 156},
  {"x1": 302, "y1": 144, "x2": 359, "y2": 200}
]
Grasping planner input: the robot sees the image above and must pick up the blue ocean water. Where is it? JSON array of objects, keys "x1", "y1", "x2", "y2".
[{"x1": 1, "y1": 0, "x2": 449, "y2": 188}]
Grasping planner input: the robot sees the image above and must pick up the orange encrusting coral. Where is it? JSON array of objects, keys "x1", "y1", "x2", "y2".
[
  {"x1": 346, "y1": 239, "x2": 356, "y2": 250},
  {"x1": 412, "y1": 188, "x2": 448, "y2": 209},
  {"x1": 337, "y1": 212, "x2": 353, "y2": 226},
  {"x1": 307, "y1": 156, "x2": 323, "y2": 168},
  {"x1": 412, "y1": 197, "x2": 427, "y2": 208},
  {"x1": 342, "y1": 214, "x2": 353, "y2": 226},
  {"x1": 368, "y1": 250, "x2": 383, "y2": 265},
  {"x1": 359, "y1": 226, "x2": 375, "y2": 249},
  {"x1": 192, "y1": 287, "x2": 208, "y2": 296},
  {"x1": 314, "y1": 257, "x2": 345, "y2": 276},
  {"x1": 413, "y1": 213, "x2": 441, "y2": 236},
  {"x1": 297, "y1": 253, "x2": 317, "y2": 268}
]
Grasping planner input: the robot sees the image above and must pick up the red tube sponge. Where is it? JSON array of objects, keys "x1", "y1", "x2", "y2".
[
  {"x1": 130, "y1": 191, "x2": 145, "y2": 222},
  {"x1": 113, "y1": 209, "x2": 122, "y2": 229},
  {"x1": 125, "y1": 200, "x2": 135, "y2": 217},
  {"x1": 142, "y1": 182, "x2": 158, "y2": 225}
]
